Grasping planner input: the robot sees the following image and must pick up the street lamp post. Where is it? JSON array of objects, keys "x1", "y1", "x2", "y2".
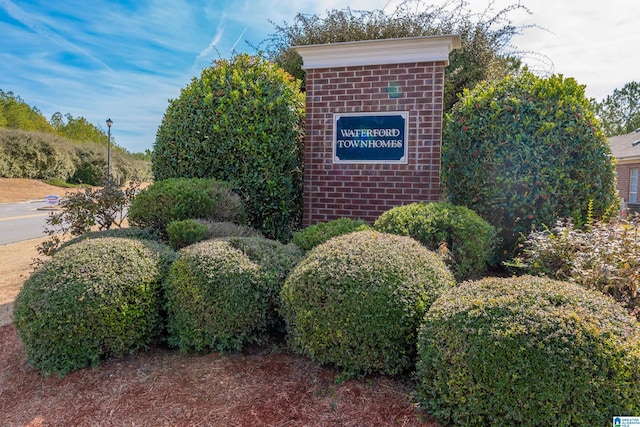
[{"x1": 106, "y1": 118, "x2": 113, "y2": 186}]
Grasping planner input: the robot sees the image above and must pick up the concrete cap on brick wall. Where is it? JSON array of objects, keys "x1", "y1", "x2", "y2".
[{"x1": 292, "y1": 35, "x2": 461, "y2": 70}]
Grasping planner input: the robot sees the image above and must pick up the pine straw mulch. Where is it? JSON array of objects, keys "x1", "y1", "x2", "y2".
[{"x1": 0, "y1": 324, "x2": 441, "y2": 427}]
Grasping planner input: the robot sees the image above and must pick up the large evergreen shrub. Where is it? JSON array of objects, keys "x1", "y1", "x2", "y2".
[
  {"x1": 416, "y1": 276, "x2": 640, "y2": 427},
  {"x1": 14, "y1": 238, "x2": 174, "y2": 376},
  {"x1": 128, "y1": 178, "x2": 245, "y2": 238},
  {"x1": 152, "y1": 53, "x2": 305, "y2": 241},
  {"x1": 442, "y1": 72, "x2": 619, "y2": 258},
  {"x1": 280, "y1": 230, "x2": 455, "y2": 377},
  {"x1": 374, "y1": 202, "x2": 495, "y2": 280}
]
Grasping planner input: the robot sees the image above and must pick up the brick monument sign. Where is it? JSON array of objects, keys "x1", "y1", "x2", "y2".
[{"x1": 293, "y1": 35, "x2": 461, "y2": 226}]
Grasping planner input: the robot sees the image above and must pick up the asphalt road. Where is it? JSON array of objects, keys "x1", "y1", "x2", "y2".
[{"x1": 0, "y1": 200, "x2": 57, "y2": 245}]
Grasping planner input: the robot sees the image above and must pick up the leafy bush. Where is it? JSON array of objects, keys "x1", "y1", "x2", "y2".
[
  {"x1": 196, "y1": 220, "x2": 263, "y2": 239},
  {"x1": 280, "y1": 230, "x2": 455, "y2": 377},
  {"x1": 128, "y1": 178, "x2": 245, "y2": 238},
  {"x1": 56, "y1": 226, "x2": 163, "y2": 253},
  {"x1": 167, "y1": 219, "x2": 209, "y2": 250},
  {"x1": 223, "y1": 237, "x2": 304, "y2": 338},
  {"x1": 510, "y1": 216, "x2": 640, "y2": 316},
  {"x1": 164, "y1": 240, "x2": 267, "y2": 352},
  {"x1": 442, "y1": 71, "x2": 619, "y2": 258},
  {"x1": 374, "y1": 202, "x2": 495, "y2": 280},
  {"x1": 14, "y1": 237, "x2": 174, "y2": 376},
  {"x1": 37, "y1": 180, "x2": 142, "y2": 257},
  {"x1": 416, "y1": 275, "x2": 640, "y2": 427},
  {"x1": 152, "y1": 53, "x2": 305, "y2": 242},
  {"x1": 292, "y1": 218, "x2": 371, "y2": 251}
]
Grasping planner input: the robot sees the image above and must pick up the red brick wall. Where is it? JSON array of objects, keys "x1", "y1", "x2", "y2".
[{"x1": 303, "y1": 61, "x2": 447, "y2": 226}]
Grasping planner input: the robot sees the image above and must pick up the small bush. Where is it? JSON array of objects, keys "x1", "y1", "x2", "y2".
[
  {"x1": 292, "y1": 218, "x2": 371, "y2": 251},
  {"x1": 128, "y1": 178, "x2": 245, "y2": 238},
  {"x1": 167, "y1": 219, "x2": 209, "y2": 249},
  {"x1": 196, "y1": 220, "x2": 263, "y2": 239},
  {"x1": 280, "y1": 230, "x2": 455, "y2": 377},
  {"x1": 374, "y1": 202, "x2": 495, "y2": 280},
  {"x1": 416, "y1": 276, "x2": 640, "y2": 427},
  {"x1": 55, "y1": 226, "x2": 164, "y2": 254},
  {"x1": 14, "y1": 238, "x2": 174, "y2": 376},
  {"x1": 510, "y1": 216, "x2": 640, "y2": 316},
  {"x1": 163, "y1": 240, "x2": 265, "y2": 352},
  {"x1": 223, "y1": 237, "x2": 304, "y2": 338}
]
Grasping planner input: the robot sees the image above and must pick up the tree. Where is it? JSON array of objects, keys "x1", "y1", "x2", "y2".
[
  {"x1": 152, "y1": 54, "x2": 305, "y2": 241},
  {"x1": 0, "y1": 90, "x2": 53, "y2": 132},
  {"x1": 261, "y1": 0, "x2": 529, "y2": 111},
  {"x1": 594, "y1": 81, "x2": 640, "y2": 136},
  {"x1": 50, "y1": 112, "x2": 108, "y2": 145},
  {"x1": 442, "y1": 71, "x2": 619, "y2": 259}
]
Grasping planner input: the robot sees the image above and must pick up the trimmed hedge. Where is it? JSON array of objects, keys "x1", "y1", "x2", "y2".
[
  {"x1": 163, "y1": 238, "x2": 302, "y2": 352},
  {"x1": 280, "y1": 230, "x2": 455, "y2": 377},
  {"x1": 374, "y1": 202, "x2": 495, "y2": 280},
  {"x1": 128, "y1": 177, "x2": 245, "y2": 238},
  {"x1": 292, "y1": 218, "x2": 371, "y2": 251},
  {"x1": 14, "y1": 237, "x2": 175, "y2": 376},
  {"x1": 416, "y1": 275, "x2": 640, "y2": 427}
]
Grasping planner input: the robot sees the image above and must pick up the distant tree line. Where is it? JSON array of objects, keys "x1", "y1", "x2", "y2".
[{"x1": 0, "y1": 89, "x2": 151, "y2": 184}]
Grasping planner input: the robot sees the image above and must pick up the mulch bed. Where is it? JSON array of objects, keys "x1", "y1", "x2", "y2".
[{"x1": 0, "y1": 324, "x2": 441, "y2": 426}]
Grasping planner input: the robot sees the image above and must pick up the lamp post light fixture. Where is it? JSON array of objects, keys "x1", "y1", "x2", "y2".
[{"x1": 106, "y1": 118, "x2": 113, "y2": 186}]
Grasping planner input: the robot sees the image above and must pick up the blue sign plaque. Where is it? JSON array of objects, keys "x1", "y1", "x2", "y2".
[{"x1": 333, "y1": 111, "x2": 408, "y2": 164}]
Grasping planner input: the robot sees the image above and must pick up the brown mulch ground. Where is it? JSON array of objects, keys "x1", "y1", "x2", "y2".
[{"x1": 0, "y1": 179, "x2": 441, "y2": 427}]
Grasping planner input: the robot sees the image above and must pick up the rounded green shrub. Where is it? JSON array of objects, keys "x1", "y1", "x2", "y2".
[
  {"x1": 57, "y1": 226, "x2": 163, "y2": 252},
  {"x1": 374, "y1": 201, "x2": 495, "y2": 280},
  {"x1": 163, "y1": 237, "x2": 301, "y2": 352},
  {"x1": 128, "y1": 177, "x2": 245, "y2": 238},
  {"x1": 292, "y1": 218, "x2": 371, "y2": 251},
  {"x1": 416, "y1": 276, "x2": 640, "y2": 427},
  {"x1": 152, "y1": 53, "x2": 305, "y2": 242},
  {"x1": 14, "y1": 237, "x2": 174, "y2": 376},
  {"x1": 167, "y1": 219, "x2": 209, "y2": 249},
  {"x1": 223, "y1": 237, "x2": 304, "y2": 338},
  {"x1": 442, "y1": 71, "x2": 619, "y2": 258},
  {"x1": 196, "y1": 220, "x2": 263, "y2": 239},
  {"x1": 280, "y1": 230, "x2": 455, "y2": 377}
]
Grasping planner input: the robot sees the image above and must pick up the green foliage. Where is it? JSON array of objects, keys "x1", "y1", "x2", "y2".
[
  {"x1": 416, "y1": 275, "x2": 640, "y2": 426},
  {"x1": 38, "y1": 180, "x2": 141, "y2": 257},
  {"x1": 280, "y1": 230, "x2": 455, "y2": 377},
  {"x1": 263, "y1": 0, "x2": 527, "y2": 111},
  {"x1": 0, "y1": 127, "x2": 151, "y2": 182},
  {"x1": 50, "y1": 112, "x2": 107, "y2": 145},
  {"x1": 128, "y1": 178, "x2": 245, "y2": 238},
  {"x1": 0, "y1": 128, "x2": 76, "y2": 179},
  {"x1": 167, "y1": 219, "x2": 209, "y2": 250},
  {"x1": 510, "y1": 216, "x2": 640, "y2": 316},
  {"x1": 223, "y1": 237, "x2": 304, "y2": 338},
  {"x1": 442, "y1": 71, "x2": 620, "y2": 258},
  {"x1": 292, "y1": 218, "x2": 371, "y2": 251},
  {"x1": 152, "y1": 53, "x2": 305, "y2": 242},
  {"x1": 594, "y1": 81, "x2": 640, "y2": 136},
  {"x1": 163, "y1": 240, "x2": 265, "y2": 352},
  {"x1": 374, "y1": 202, "x2": 495, "y2": 280},
  {"x1": 56, "y1": 226, "x2": 164, "y2": 253},
  {"x1": 0, "y1": 89, "x2": 53, "y2": 132},
  {"x1": 196, "y1": 220, "x2": 263, "y2": 239},
  {"x1": 14, "y1": 238, "x2": 174, "y2": 376}
]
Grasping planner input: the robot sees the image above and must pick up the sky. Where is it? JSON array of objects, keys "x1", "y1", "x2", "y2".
[{"x1": 1, "y1": 0, "x2": 638, "y2": 154}]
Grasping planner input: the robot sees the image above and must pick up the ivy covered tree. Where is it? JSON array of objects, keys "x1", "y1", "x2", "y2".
[
  {"x1": 594, "y1": 81, "x2": 640, "y2": 136},
  {"x1": 152, "y1": 54, "x2": 305, "y2": 242},
  {"x1": 262, "y1": 0, "x2": 529, "y2": 111},
  {"x1": 442, "y1": 71, "x2": 619, "y2": 259}
]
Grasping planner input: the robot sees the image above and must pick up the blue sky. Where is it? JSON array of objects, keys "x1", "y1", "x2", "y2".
[{"x1": 1, "y1": 0, "x2": 638, "y2": 153}]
